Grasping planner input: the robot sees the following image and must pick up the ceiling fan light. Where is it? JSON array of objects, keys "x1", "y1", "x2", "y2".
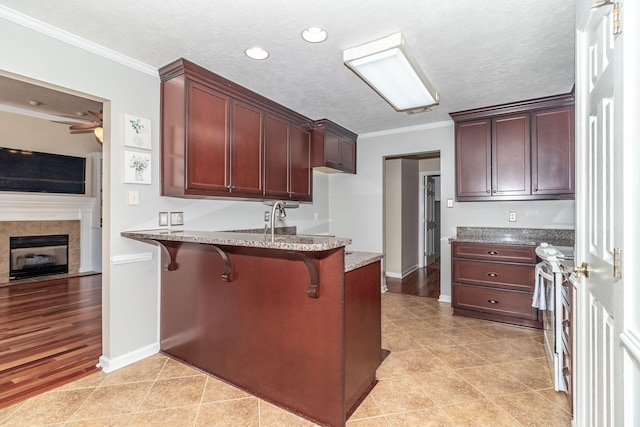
[{"x1": 93, "y1": 126, "x2": 103, "y2": 143}]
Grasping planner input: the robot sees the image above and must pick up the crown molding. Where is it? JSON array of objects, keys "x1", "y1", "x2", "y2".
[{"x1": 0, "y1": 5, "x2": 158, "y2": 77}]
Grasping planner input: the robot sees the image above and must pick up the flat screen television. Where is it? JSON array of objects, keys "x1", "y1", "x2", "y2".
[{"x1": 0, "y1": 146, "x2": 86, "y2": 194}]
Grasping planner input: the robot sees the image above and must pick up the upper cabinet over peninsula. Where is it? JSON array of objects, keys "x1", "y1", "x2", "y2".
[
  {"x1": 312, "y1": 119, "x2": 357, "y2": 174},
  {"x1": 450, "y1": 93, "x2": 575, "y2": 201},
  {"x1": 159, "y1": 58, "x2": 314, "y2": 201}
]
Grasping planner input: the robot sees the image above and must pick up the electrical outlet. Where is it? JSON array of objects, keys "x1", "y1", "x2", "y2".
[
  {"x1": 509, "y1": 211, "x2": 517, "y2": 222},
  {"x1": 264, "y1": 211, "x2": 270, "y2": 222},
  {"x1": 159, "y1": 212, "x2": 168, "y2": 226},
  {"x1": 170, "y1": 211, "x2": 184, "y2": 226}
]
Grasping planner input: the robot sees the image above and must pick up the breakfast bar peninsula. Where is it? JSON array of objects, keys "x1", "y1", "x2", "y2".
[{"x1": 122, "y1": 229, "x2": 383, "y2": 427}]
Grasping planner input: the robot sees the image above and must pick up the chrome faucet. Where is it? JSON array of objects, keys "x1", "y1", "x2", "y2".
[{"x1": 269, "y1": 201, "x2": 286, "y2": 241}]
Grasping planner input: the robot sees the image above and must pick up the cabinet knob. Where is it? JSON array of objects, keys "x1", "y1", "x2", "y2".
[
  {"x1": 486, "y1": 189, "x2": 490, "y2": 193},
  {"x1": 533, "y1": 187, "x2": 538, "y2": 192},
  {"x1": 492, "y1": 189, "x2": 497, "y2": 193},
  {"x1": 487, "y1": 299, "x2": 499, "y2": 304},
  {"x1": 487, "y1": 250, "x2": 498, "y2": 255},
  {"x1": 487, "y1": 272, "x2": 499, "y2": 277}
]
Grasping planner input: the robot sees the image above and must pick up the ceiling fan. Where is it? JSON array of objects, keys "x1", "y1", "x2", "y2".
[{"x1": 69, "y1": 110, "x2": 103, "y2": 143}]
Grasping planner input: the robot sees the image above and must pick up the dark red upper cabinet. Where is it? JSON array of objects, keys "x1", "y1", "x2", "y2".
[
  {"x1": 450, "y1": 93, "x2": 575, "y2": 201},
  {"x1": 312, "y1": 119, "x2": 357, "y2": 174},
  {"x1": 159, "y1": 58, "x2": 314, "y2": 201}
]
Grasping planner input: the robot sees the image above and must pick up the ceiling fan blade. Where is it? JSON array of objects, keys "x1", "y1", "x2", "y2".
[
  {"x1": 69, "y1": 123, "x2": 98, "y2": 130},
  {"x1": 88, "y1": 110, "x2": 103, "y2": 120}
]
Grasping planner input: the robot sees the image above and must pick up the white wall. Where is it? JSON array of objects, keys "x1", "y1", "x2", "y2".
[
  {"x1": 1, "y1": 12, "x2": 330, "y2": 370},
  {"x1": 328, "y1": 122, "x2": 575, "y2": 301}
]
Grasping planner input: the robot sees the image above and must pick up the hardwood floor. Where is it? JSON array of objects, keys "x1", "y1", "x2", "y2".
[
  {"x1": 385, "y1": 257, "x2": 440, "y2": 298},
  {"x1": 0, "y1": 274, "x2": 102, "y2": 409}
]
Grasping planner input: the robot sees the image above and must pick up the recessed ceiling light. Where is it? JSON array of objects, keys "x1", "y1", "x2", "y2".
[
  {"x1": 245, "y1": 47, "x2": 269, "y2": 60},
  {"x1": 302, "y1": 26, "x2": 327, "y2": 43}
]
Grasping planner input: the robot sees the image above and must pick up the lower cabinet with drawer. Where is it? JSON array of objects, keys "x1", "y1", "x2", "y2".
[{"x1": 451, "y1": 241, "x2": 542, "y2": 328}]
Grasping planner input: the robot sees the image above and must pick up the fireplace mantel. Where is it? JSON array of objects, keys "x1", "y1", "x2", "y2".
[{"x1": 0, "y1": 193, "x2": 100, "y2": 282}]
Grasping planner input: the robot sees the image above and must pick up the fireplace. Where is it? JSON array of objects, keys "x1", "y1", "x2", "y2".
[{"x1": 10, "y1": 234, "x2": 69, "y2": 280}]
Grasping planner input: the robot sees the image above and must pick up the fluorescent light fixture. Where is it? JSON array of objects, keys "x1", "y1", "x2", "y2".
[{"x1": 343, "y1": 32, "x2": 439, "y2": 113}]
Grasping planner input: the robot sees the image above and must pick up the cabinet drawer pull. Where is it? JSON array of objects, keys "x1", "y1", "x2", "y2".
[
  {"x1": 563, "y1": 319, "x2": 570, "y2": 327},
  {"x1": 487, "y1": 299, "x2": 499, "y2": 304},
  {"x1": 487, "y1": 272, "x2": 499, "y2": 277},
  {"x1": 487, "y1": 250, "x2": 499, "y2": 255}
]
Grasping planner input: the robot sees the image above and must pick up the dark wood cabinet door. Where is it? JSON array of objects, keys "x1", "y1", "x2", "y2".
[
  {"x1": 324, "y1": 131, "x2": 342, "y2": 167},
  {"x1": 230, "y1": 101, "x2": 263, "y2": 195},
  {"x1": 492, "y1": 113, "x2": 531, "y2": 196},
  {"x1": 455, "y1": 119, "x2": 491, "y2": 198},
  {"x1": 289, "y1": 124, "x2": 312, "y2": 200},
  {"x1": 186, "y1": 81, "x2": 230, "y2": 192},
  {"x1": 340, "y1": 138, "x2": 356, "y2": 173},
  {"x1": 531, "y1": 107, "x2": 575, "y2": 196},
  {"x1": 264, "y1": 114, "x2": 290, "y2": 197}
]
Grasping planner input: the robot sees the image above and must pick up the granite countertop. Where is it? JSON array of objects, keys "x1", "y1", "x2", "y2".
[
  {"x1": 344, "y1": 251, "x2": 383, "y2": 273},
  {"x1": 121, "y1": 229, "x2": 352, "y2": 252},
  {"x1": 450, "y1": 227, "x2": 575, "y2": 247}
]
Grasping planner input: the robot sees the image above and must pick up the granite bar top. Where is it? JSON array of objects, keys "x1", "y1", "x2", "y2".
[
  {"x1": 451, "y1": 227, "x2": 575, "y2": 247},
  {"x1": 344, "y1": 251, "x2": 383, "y2": 273},
  {"x1": 121, "y1": 229, "x2": 351, "y2": 252}
]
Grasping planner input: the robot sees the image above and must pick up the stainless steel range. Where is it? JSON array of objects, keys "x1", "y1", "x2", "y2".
[{"x1": 534, "y1": 242, "x2": 574, "y2": 394}]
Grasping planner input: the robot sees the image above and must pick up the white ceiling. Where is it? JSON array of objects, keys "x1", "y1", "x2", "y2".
[{"x1": 0, "y1": 0, "x2": 575, "y2": 134}]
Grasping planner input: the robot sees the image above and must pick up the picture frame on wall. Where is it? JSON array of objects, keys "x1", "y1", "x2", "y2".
[
  {"x1": 123, "y1": 114, "x2": 151, "y2": 150},
  {"x1": 124, "y1": 150, "x2": 151, "y2": 184}
]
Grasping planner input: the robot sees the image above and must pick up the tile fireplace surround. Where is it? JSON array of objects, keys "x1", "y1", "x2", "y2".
[
  {"x1": 1, "y1": 220, "x2": 80, "y2": 283},
  {"x1": 0, "y1": 194, "x2": 99, "y2": 284}
]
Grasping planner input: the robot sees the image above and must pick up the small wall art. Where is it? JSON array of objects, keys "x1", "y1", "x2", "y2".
[
  {"x1": 124, "y1": 114, "x2": 151, "y2": 150},
  {"x1": 124, "y1": 150, "x2": 151, "y2": 184}
]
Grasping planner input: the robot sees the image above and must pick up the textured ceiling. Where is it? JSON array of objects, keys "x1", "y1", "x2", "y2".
[{"x1": 0, "y1": 0, "x2": 575, "y2": 134}]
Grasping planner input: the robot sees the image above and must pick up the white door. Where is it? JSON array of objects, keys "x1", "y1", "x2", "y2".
[{"x1": 575, "y1": 1, "x2": 640, "y2": 425}]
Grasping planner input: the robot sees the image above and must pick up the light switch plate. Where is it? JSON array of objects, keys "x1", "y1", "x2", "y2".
[
  {"x1": 127, "y1": 190, "x2": 139, "y2": 205},
  {"x1": 170, "y1": 211, "x2": 184, "y2": 226},
  {"x1": 447, "y1": 198, "x2": 453, "y2": 208},
  {"x1": 159, "y1": 212, "x2": 168, "y2": 226},
  {"x1": 509, "y1": 211, "x2": 517, "y2": 222}
]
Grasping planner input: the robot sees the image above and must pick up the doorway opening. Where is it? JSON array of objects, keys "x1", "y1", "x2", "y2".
[{"x1": 383, "y1": 151, "x2": 441, "y2": 298}]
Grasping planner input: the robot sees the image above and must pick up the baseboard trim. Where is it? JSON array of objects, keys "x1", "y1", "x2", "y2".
[
  {"x1": 385, "y1": 264, "x2": 419, "y2": 279},
  {"x1": 438, "y1": 295, "x2": 452, "y2": 303},
  {"x1": 98, "y1": 342, "x2": 160, "y2": 373}
]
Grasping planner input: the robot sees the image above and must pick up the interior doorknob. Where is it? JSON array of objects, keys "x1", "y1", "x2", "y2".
[{"x1": 574, "y1": 262, "x2": 591, "y2": 278}]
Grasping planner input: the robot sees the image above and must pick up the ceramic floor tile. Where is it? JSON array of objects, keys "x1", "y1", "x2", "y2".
[
  {"x1": 375, "y1": 351, "x2": 411, "y2": 380},
  {"x1": 195, "y1": 397, "x2": 259, "y2": 426},
  {"x1": 456, "y1": 364, "x2": 530, "y2": 397},
  {"x1": 258, "y1": 400, "x2": 319, "y2": 426},
  {"x1": 56, "y1": 371, "x2": 107, "y2": 391},
  {"x1": 495, "y1": 391, "x2": 572, "y2": 426},
  {"x1": 496, "y1": 358, "x2": 555, "y2": 390},
  {"x1": 127, "y1": 405, "x2": 200, "y2": 426},
  {"x1": 381, "y1": 332, "x2": 424, "y2": 352},
  {"x1": 537, "y1": 387, "x2": 572, "y2": 413},
  {"x1": 158, "y1": 356, "x2": 204, "y2": 379},
  {"x1": 427, "y1": 345, "x2": 492, "y2": 369},
  {"x1": 63, "y1": 414, "x2": 134, "y2": 426},
  {"x1": 383, "y1": 407, "x2": 457, "y2": 426},
  {"x1": 348, "y1": 394, "x2": 384, "y2": 421},
  {"x1": 382, "y1": 306, "x2": 420, "y2": 321},
  {"x1": 405, "y1": 328, "x2": 459, "y2": 348},
  {"x1": 345, "y1": 415, "x2": 391, "y2": 426},
  {"x1": 369, "y1": 376, "x2": 434, "y2": 414},
  {"x1": 139, "y1": 375, "x2": 207, "y2": 411},
  {"x1": 415, "y1": 369, "x2": 485, "y2": 406},
  {"x1": 437, "y1": 326, "x2": 495, "y2": 345},
  {"x1": 443, "y1": 398, "x2": 522, "y2": 427},
  {"x1": 391, "y1": 349, "x2": 449, "y2": 374},
  {"x1": 0, "y1": 388, "x2": 93, "y2": 426},
  {"x1": 201, "y1": 376, "x2": 252, "y2": 402},
  {"x1": 69, "y1": 382, "x2": 153, "y2": 421},
  {"x1": 465, "y1": 337, "x2": 546, "y2": 363}
]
